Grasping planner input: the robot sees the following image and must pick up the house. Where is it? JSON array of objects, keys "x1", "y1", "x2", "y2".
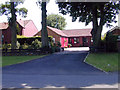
[
  {"x1": 109, "y1": 26, "x2": 120, "y2": 35},
  {"x1": 0, "y1": 19, "x2": 38, "y2": 44},
  {"x1": 35, "y1": 26, "x2": 92, "y2": 47}
]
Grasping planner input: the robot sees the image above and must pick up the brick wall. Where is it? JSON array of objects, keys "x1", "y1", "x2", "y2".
[{"x1": 35, "y1": 28, "x2": 61, "y2": 43}]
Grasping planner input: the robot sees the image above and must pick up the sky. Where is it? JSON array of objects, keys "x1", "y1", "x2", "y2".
[{"x1": 0, "y1": 0, "x2": 119, "y2": 35}]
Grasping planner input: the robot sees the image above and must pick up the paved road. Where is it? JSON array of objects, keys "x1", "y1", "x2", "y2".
[{"x1": 2, "y1": 50, "x2": 118, "y2": 88}]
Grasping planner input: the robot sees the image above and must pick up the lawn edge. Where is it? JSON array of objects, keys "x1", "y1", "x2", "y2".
[
  {"x1": 2, "y1": 55, "x2": 48, "y2": 67},
  {"x1": 84, "y1": 52, "x2": 108, "y2": 74}
]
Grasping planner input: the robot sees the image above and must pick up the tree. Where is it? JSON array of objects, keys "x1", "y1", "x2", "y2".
[
  {"x1": 47, "y1": 14, "x2": 67, "y2": 30},
  {"x1": 57, "y1": 2, "x2": 120, "y2": 51},
  {"x1": 37, "y1": 0, "x2": 49, "y2": 48},
  {"x1": 0, "y1": 1, "x2": 28, "y2": 49}
]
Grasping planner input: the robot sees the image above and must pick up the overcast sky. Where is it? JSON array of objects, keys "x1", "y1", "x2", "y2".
[{"x1": 0, "y1": 0, "x2": 119, "y2": 35}]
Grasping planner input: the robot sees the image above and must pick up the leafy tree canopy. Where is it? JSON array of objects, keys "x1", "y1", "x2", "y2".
[
  {"x1": 0, "y1": 1, "x2": 28, "y2": 19},
  {"x1": 47, "y1": 14, "x2": 67, "y2": 30},
  {"x1": 57, "y1": 2, "x2": 120, "y2": 27},
  {"x1": 57, "y1": 1, "x2": 120, "y2": 50}
]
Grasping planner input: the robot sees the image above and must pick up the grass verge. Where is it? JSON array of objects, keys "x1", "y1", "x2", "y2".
[
  {"x1": 1, "y1": 55, "x2": 47, "y2": 67},
  {"x1": 85, "y1": 52, "x2": 119, "y2": 72}
]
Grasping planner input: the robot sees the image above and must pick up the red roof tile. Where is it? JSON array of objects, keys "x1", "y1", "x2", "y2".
[
  {"x1": 17, "y1": 19, "x2": 31, "y2": 27},
  {"x1": 47, "y1": 26, "x2": 68, "y2": 37},
  {"x1": 62, "y1": 29, "x2": 92, "y2": 37},
  {"x1": 0, "y1": 19, "x2": 31, "y2": 30}
]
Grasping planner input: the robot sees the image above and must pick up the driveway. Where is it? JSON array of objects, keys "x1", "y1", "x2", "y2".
[{"x1": 2, "y1": 47, "x2": 118, "y2": 88}]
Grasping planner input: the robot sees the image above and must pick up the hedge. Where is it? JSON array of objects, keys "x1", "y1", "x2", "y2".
[
  {"x1": 17, "y1": 35, "x2": 53, "y2": 45},
  {"x1": 104, "y1": 32, "x2": 118, "y2": 52}
]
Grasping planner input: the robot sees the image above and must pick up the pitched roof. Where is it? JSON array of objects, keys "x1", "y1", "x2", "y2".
[
  {"x1": 46, "y1": 26, "x2": 92, "y2": 37},
  {"x1": 62, "y1": 29, "x2": 92, "y2": 37},
  {"x1": 0, "y1": 19, "x2": 31, "y2": 30},
  {"x1": 109, "y1": 26, "x2": 120, "y2": 32},
  {"x1": 17, "y1": 19, "x2": 31, "y2": 27},
  {"x1": 47, "y1": 26, "x2": 68, "y2": 37}
]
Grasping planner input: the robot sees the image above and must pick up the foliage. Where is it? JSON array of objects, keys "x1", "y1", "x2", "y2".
[
  {"x1": 0, "y1": 1, "x2": 28, "y2": 49},
  {"x1": 47, "y1": 14, "x2": 67, "y2": 30},
  {"x1": 2, "y1": 44, "x2": 11, "y2": 49},
  {"x1": 57, "y1": 2, "x2": 120, "y2": 51},
  {"x1": 17, "y1": 36, "x2": 53, "y2": 45},
  {"x1": 105, "y1": 32, "x2": 118, "y2": 52},
  {"x1": 0, "y1": 1, "x2": 28, "y2": 18},
  {"x1": 21, "y1": 43, "x2": 29, "y2": 49},
  {"x1": 56, "y1": 41, "x2": 61, "y2": 47},
  {"x1": 17, "y1": 35, "x2": 27, "y2": 38},
  {"x1": 31, "y1": 39, "x2": 42, "y2": 49},
  {"x1": 16, "y1": 41, "x2": 20, "y2": 49},
  {"x1": 57, "y1": 2, "x2": 119, "y2": 27},
  {"x1": 68, "y1": 43, "x2": 72, "y2": 46}
]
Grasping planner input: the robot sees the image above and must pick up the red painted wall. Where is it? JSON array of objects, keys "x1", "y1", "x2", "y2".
[
  {"x1": 22, "y1": 21, "x2": 38, "y2": 37},
  {"x1": 2, "y1": 28, "x2": 11, "y2": 44},
  {"x1": 68, "y1": 36, "x2": 92, "y2": 47},
  {"x1": 60, "y1": 37, "x2": 68, "y2": 47}
]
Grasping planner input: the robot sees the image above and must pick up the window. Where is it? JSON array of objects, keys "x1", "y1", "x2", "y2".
[
  {"x1": 74, "y1": 38, "x2": 79, "y2": 44},
  {"x1": 83, "y1": 37, "x2": 88, "y2": 43}
]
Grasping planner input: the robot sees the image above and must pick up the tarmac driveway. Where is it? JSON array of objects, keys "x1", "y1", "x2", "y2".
[
  {"x1": 3, "y1": 51, "x2": 103, "y2": 75},
  {"x1": 2, "y1": 48, "x2": 118, "y2": 88}
]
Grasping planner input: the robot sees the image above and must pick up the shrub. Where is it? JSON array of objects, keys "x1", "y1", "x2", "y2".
[
  {"x1": 16, "y1": 41, "x2": 20, "y2": 49},
  {"x1": 105, "y1": 32, "x2": 118, "y2": 52},
  {"x1": 2, "y1": 44, "x2": 11, "y2": 50},
  {"x1": 56, "y1": 41, "x2": 61, "y2": 47},
  {"x1": 21, "y1": 43, "x2": 29, "y2": 49},
  {"x1": 31, "y1": 39, "x2": 42, "y2": 49},
  {"x1": 17, "y1": 36, "x2": 53, "y2": 45}
]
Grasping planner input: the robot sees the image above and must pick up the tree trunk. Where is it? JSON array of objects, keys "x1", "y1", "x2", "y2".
[
  {"x1": 10, "y1": 2, "x2": 17, "y2": 49},
  {"x1": 91, "y1": 5, "x2": 98, "y2": 49},
  {"x1": 91, "y1": 4, "x2": 104, "y2": 52},
  {"x1": 41, "y1": 2, "x2": 49, "y2": 48}
]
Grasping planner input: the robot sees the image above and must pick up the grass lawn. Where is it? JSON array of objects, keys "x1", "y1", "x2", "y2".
[
  {"x1": 85, "y1": 52, "x2": 119, "y2": 72},
  {"x1": 1, "y1": 55, "x2": 47, "y2": 67}
]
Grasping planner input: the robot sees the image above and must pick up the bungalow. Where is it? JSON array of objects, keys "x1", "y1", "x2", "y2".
[
  {"x1": 0, "y1": 19, "x2": 38, "y2": 44},
  {"x1": 35, "y1": 26, "x2": 92, "y2": 47}
]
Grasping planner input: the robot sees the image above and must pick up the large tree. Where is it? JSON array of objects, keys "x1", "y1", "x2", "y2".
[
  {"x1": 57, "y1": 2, "x2": 120, "y2": 51},
  {"x1": 37, "y1": 0, "x2": 49, "y2": 48},
  {"x1": 47, "y1": 14, "x2": 67, "y2": 30},
  {"x1": 0, "y1": 1, "x2": 28, "y2": 49}
]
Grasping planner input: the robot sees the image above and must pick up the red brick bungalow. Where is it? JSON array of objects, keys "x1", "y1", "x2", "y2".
[
  {"x1": 35, "y1": 26, "x2": 92, "y2": 47},
  {"x1": 0, "y1": 19, "x2": 38, "y2": 44}
]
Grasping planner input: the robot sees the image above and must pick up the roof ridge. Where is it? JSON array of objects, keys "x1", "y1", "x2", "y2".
[{"x1": 47, "y1": 26, "x2": 68, "y2": 37}]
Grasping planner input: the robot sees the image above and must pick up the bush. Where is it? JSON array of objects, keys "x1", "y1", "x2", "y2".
[
  {"x1": 21, "y1": 43, "x2": 29, "y2": 49},
  {"x1": 16, "y1": 41, "x2": 20, "y2": 49},
  {"x1": 17, "y1": 36, "x2": 53, "y2": 45},
  {"x1": 31, "y1": 39, "x2": 42, "y2": 49},
  {"x1": 105, "y1": 32, "x2": 118, "y2": 52},
  {"x1": 56, "y1": 41, "x2": 61, "y2": 47},
  {"x1": 2, "y1": 44, "x2": 11, "y2": 50}
]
